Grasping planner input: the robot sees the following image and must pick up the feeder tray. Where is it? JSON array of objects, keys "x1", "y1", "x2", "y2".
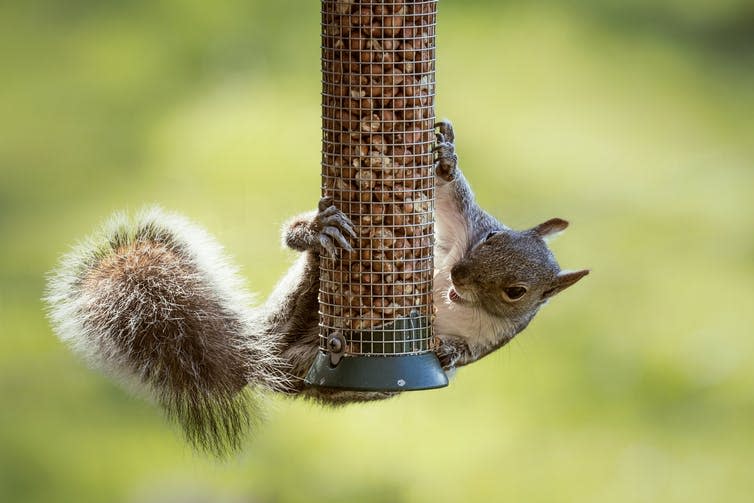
[{"x1": 306, "y1": 0, "x2": 447, "y2": 391}]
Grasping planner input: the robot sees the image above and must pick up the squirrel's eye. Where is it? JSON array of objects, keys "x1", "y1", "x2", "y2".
[{"x1": 502, "y1": 285, "x2": 528, "y2": 302}]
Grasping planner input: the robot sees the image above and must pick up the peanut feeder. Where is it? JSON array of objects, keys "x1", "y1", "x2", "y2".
[{"x1": 305, "y1": 0, "x2": 447, "y2": 391}]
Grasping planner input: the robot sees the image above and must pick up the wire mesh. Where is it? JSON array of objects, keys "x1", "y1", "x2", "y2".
[{"x1": 319, "y1": 0, "x2": 437, "y2": 356}]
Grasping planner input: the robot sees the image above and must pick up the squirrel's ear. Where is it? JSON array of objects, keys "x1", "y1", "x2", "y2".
[
  {"x1": 542, "y1": 269, "x2": 589, "y2": 298},
  {"x1": 532, "y1": 218, "x2": 569, "y2": 238}
]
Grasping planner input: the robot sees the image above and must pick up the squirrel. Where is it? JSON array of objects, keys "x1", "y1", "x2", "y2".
[
  {"x1": 431, "y1": 121, "x2": 589, "y2": 369},
  {"x1": 45, "y1": 120, "x2": 588, "y2": 456}
]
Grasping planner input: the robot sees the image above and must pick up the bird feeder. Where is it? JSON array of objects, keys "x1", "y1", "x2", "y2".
[{"x1": 305, "y1": 0, "x2": 447, "y2": 391}]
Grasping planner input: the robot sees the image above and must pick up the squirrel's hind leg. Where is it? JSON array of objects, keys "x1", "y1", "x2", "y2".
[{"x1": 283, "y1": 197, "x2": 356, "y2": 257}]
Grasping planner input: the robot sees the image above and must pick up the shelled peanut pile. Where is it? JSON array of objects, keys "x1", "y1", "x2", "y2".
[{"x1": 319, "y1": 0, "x2": 437, "y2": 355}]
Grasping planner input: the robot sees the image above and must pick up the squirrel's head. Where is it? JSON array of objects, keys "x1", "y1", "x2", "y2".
[{"x1": 447, "y1": 218, "x2": 589, "y2": 336}]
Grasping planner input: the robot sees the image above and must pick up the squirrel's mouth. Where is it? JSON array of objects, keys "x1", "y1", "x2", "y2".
[{"x1": 447, "y1": 286, "x2": 468, "y2": 304}]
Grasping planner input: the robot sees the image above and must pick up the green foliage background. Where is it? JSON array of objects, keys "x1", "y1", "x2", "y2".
[{"x1": 1, "y1": 1, "x2": 753, "y2": 501}]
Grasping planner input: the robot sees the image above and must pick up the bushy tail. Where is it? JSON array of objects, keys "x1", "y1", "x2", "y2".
[{"x1": 44, "y1": 207, "x2": 289, "y2": 456}]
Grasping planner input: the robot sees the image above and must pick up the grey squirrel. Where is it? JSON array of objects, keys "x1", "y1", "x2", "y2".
[{"x1": 45, "y1": 120, "x2": 588, "y2": 456}]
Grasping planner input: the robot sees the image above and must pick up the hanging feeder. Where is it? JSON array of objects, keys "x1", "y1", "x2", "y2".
[{"x1": 305, "y1": 0, "x2": 447, "y2": 391}]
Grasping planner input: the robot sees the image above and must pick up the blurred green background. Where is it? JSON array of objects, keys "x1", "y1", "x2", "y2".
[{"x1": 2, "y1": 0, "x2": 753, "y2": 502}]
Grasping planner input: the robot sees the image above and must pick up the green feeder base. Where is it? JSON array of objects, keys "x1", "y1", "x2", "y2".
[{"x1": 304, "y1": 351, "x2": 448, "y2": 392}]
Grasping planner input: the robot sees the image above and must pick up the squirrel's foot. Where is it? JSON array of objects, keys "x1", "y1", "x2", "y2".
[
  {"x1": 284, "y1": 197, "x2": 356, "y2": 257},
  {"x1": 434, "y1": 335, "x2": 471, "y2": 371},
  {"x1": 434, "y1": 121, "x2": 458, "y2": 182},
  {"x1": 313, "y1": 197, "x2": 357, "y2": 257},
  {"x1": 435, "y1": 120, "x2": 456, "y2": 143}
]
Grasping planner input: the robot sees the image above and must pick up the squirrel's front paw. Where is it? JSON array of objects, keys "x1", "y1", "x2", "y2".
[
  {"x1": 434, "y1": 335, "x2": 469, "y2": 371},
  {"x1": 434, "y1": 121, "x2": 458, "y2": 182},
  {"x1": 314, "y1": 197, "x2": 357, "y2": 257}
]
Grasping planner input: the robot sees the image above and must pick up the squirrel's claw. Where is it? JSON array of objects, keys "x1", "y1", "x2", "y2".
[
  {"x1": 319, "y1": 207, "x2": 356, "y2": 240},
  {"x1": 434, "y1": 335, "x2": 469, "y2": 371},
  {"x1": 434, "y1": 142, "x2": 458, "y2": 182},
  {"x1": 319, "y1": 234, "x2": 338, "y2": 258},
  {"x1": 315, "y1": 198, "x2": 356, "y2": 257},
  {"x1": 321, "y1": 211, "x2": 357, "y2": 240},
  {"x1": 322, "y1": 225, "x2": 354, "y2": 254},
  {"x1": 318, "y1": 196, "x2": 334, "y2": 213},
  {"x1": 433, "y1": 121, "x2": 458, "y2": 182},
  {"x1": 434, "y1": 120, "x2": 455, "y2": 144}
]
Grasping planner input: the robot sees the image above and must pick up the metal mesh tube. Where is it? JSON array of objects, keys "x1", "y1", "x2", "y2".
[{"x1": 319, "y1": 0, "x2": 437, "y2": 356}]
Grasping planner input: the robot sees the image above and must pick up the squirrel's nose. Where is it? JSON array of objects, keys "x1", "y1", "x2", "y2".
[{"x1": 450, "y1": 263, "x2": 471, "y2": 286}]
